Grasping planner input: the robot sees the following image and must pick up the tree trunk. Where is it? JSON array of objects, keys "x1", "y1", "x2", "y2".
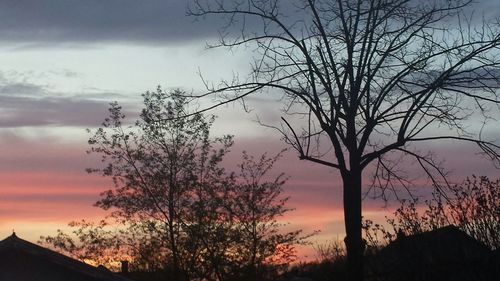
[
  {"x1": 168, "y1": 184, "x2": 181, "y2": 281},
  {"x1": 343, "y1": 169, "x2": 363, "y2": 281},
  {"x1": 169, "y1": 221, "x2": 180, "y2": 281}
]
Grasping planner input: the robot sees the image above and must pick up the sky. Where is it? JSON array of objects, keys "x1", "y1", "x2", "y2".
[{"x1": 0, "y1": 0, "x2": 499, "y2": 261}]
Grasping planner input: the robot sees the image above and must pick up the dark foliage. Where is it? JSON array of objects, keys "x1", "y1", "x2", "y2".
[{"x1": 41, "y1": 88, "x2": 308, "y2": 281}]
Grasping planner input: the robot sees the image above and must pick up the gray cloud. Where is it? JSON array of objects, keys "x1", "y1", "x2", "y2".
[
  {"x1": 0, "y1": 74, "x2": 137, "y2": 128},
  {"x1": 0, "y1": 82, "x2": 43, "y2": 96},
  {"x1": 0, "y1": 0, "x2": 496, "y2": 46},
  {"x1": 0, "y1": 95, "x2": 110, "y2": 127},
  {"x1": 0, "y1": 0, "x2": 224, "y2": 45}
]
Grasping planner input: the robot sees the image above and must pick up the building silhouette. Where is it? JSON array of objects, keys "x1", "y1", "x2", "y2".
[
  {"x1": 0, "y1": 232, "x2": 131, "y2": 281},
  {"x1": 369, "y1": 225, "x2": 494, "y2": 281}
]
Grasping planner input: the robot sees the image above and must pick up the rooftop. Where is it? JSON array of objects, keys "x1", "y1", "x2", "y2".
[{"x1": 0, "y1": 232, "x2": 132, "y2": 281}]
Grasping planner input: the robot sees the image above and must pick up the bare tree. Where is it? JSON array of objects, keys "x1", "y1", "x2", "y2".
[{"x1": 189, "y1": 1, "x2": 500, "y2": 280}]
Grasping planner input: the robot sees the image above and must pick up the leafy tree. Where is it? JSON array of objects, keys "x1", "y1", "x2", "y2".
[
  {"x1": 189, "y1": 1, "x2": 500, "y2": 279},
  {"x1": 225, "y1": 152, "x2": 307, "y2": 281},
  {"x1": 189, "y1": 151, "x2": 310, "y2": 281},
  {"x1": 42, "y1": 87, "x2": 308, "y2": 281},
  {"x1": 87, "y1": 87, "x2": 233, "y2": 280}
]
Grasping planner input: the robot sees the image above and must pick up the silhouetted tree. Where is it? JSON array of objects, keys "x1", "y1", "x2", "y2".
[
  {"x1": 86, "y1": 88, "x2": 233, "y2": 280},
  {"x1": 188, "y1": 151, "x2": 310, "y2": 281},
  {"x1": 40, "y1": 220, "x2": 125, "y2": 270},
  {"x1": 447, "y1": 176, "x2": 500, "y2": 250},
  {"x1": 189, "y1": 1, "x2": 500, "y2": 280},
  {"x1": 364, "y1": 176, "x2": 500, "y2": 250},
  {"x1": 226, "y1": 152, "x2": 307, "y2": 281},
  {"x1": 43, "y1": 88, "x2": 308, "y2": 281}
]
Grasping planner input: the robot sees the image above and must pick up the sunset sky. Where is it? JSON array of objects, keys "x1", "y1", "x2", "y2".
[{"x1": 0, "y1": 0, "x2": 499, "y2": 260}]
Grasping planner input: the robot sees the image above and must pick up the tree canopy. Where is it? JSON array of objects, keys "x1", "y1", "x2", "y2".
[{"x1": 43, "y1": 88, "x2": 308, "y2": 281}]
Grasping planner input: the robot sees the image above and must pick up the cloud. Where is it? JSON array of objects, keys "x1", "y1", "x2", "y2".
[
  {"x1": 0, "y1": 95, "x2": 109, "y2": 127},
  {"x1": 0, "y1": 73, "x2": 138, "y2": 128},
  {"x1": 0, "y1": 0, "x2": 497, "y2": 47},
  {"x1": 0, "y1": 82, "x2": 44, "y2": 96},
  {"x1": 0, "y1": 0, "x2": 224, "y2": 46}
]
